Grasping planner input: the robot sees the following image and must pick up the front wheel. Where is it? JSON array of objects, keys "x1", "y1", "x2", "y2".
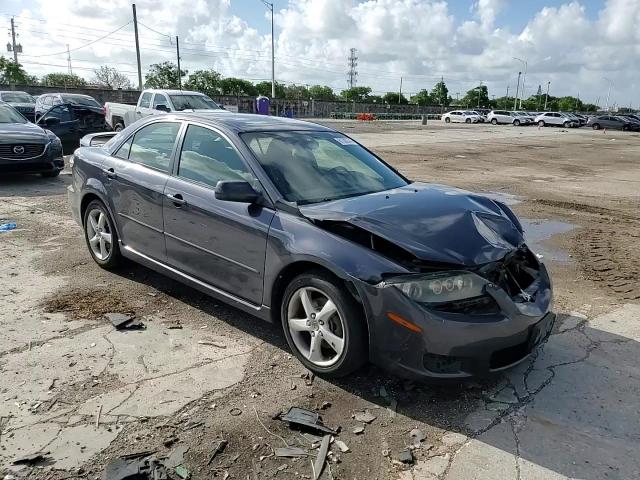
[
  {"x1": 444, "y1": 117, "x2": 451, "y2": 123},
  {"x1": 281, "y1": 271, "x2": 367, "y2": 377},
  {"x1": 538, "y1": 120, "x2": 545, "y2": 127},
  {"x1": 563, "y1": 121, "x2": 570, "y2": 128},
  {"x1": 83, "y1": 200, "x2": 122, "y2": 269},
  {"x1": 592, "y1": 123, "x2": 600, "y2": 130},
  {"x1": 114, "y1": 123, "x2": 125, "y2": 132},
  {"x1": 491, "y1": 118, "x2": 498, "y2": 125},
  {"x1": 465, "y1": 118, "x2": 471, "y2": 124},
  {"x1": 513, "y1": 119, "x2": 520, "y2": 126},
  {"x1": 622, "y1": 125, "x2": 629, "y2": 131}
]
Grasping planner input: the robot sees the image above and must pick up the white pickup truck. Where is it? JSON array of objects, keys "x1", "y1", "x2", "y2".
[{"x1": 104, "y1": 89, "x2": 225, "y2": 131}]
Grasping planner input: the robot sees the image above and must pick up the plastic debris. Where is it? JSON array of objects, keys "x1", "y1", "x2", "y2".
[
  {"x1": 353, "y1": 411, "x2": 376, "y2": 424},
  {"x1": 0, "y1": 223, "x2": 17, "y2": 232},
  {"x1": 106, "y1": 313, "x2": 145, "y2": 330},
  {"x1": 334, "y1": 440, "x2": 349, "y2": 453},
  {"x1": 278, "y1": 407, "x2": 337, "y2": 435},
  {"x1": 275, "y1": 447, "x2": 307, "y2": 458},
  {"x1": 102, "y1": 453, "x2": 166, "y2": 480},
  {"x1": 313, "y1": 435, "x2": 331, "y2": 480},
  {"x1": 175, "y1": 465, "x2": 189, "y2": 479}
]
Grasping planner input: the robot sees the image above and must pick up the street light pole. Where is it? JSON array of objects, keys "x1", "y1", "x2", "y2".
[
  {"x1": 514, "y1": 72, "x2": 521, "y2": 111},
  {"x1": 261, "y1": 1, "x2": 275, "y2": 98},
  {"x1": 513, "y1": 57, "x2": 527, "y2": 109},
  {"x1": 544, "y1": 81, "x2": 550, "y2": 110},
  {"x1": 477, "y1": 81, "x2": 482, "y2": 108},
  {"x1": 604, "y1": 77, "x2": 613, "y2": 112}
]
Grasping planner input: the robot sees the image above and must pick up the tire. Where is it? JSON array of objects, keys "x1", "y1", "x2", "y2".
[
  {"x1": 491, "y1": 118, "x2": 498, "y2": 125},
  {"x1": 592, "y1": 123, "x2": 600, "y2": 130},
  {"x1": 465, "y1": 118, "x2": 471, "y2": 124},
  {"x1": 622, "y1": 125, "x2": 629, "y2": 132},
  {"x1": 83, "y1": 200, "x2": 122, "y2": 269},
  {"x1": 513, "y1": 119, "x2": 520, "y2": 126},
  {"x1": 41, "y1": 170, "x2": 61, "y2": 178},
  {"x1": 281, "y1": 270, "x2": 367, "y2": 378},
  {"x1": 563, "y1": 121, "x2": 570, "y2": 128},
  {"x1": 538, "y1": 120, "x2": 545, "y2": 127},
  {"x1": 114, "y1": 123, "x2": 125, "y2": 132},
  {"x1": 444, "y1": 117, "x2": 451, "y2": 123}
]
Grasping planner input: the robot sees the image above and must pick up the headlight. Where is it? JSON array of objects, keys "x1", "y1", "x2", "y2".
[{"x1": 387, "y1": 271, "x2": 487, "y2": 304}]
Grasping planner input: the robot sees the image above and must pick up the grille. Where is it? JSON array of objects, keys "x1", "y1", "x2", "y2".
[{"x1": 0, "y1": 143, "x2": 46, "y2": 160}]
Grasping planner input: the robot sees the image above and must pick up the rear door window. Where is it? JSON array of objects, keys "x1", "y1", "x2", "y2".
[
  {"x1": 128, "y1": 122, "x2": 181, "y2": 172},
  {"x1": 139, "y1": 92, "x2": 152, "y2": 109}
]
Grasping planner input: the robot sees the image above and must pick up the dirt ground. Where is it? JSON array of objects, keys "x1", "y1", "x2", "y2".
[{"x1": 1, "y1": 121, "x2": 639, "y2": 480}]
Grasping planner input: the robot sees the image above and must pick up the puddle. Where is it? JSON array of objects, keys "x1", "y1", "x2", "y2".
[{"x1": 520, "y1": 219, "x2": 576, "y2": 262}]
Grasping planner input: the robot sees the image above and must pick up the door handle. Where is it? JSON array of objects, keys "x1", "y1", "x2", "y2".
[
  {"x1": 167, "y1": 193, "x2": 186, "y2": 207},
  {"x1": 104, "y1": 168, "x2": 117, "y2": 179}
]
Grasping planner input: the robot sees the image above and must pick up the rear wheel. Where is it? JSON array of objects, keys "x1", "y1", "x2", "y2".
[
  {"x1": 491, "y1": 118, "x2": 498, "y2": 125},
  {"x1": 114, "y1": 123, "x2": 125, "y2": 132},
  {"x1": 563, "y1": 121, "x2": 570, "y2": 128},
  {"x1": 622, "y1": 125, "x2": 629, "y2": 131},
  {"x1": 281, "y1": 271, "x2": 367, "y2": 377},
  {"x1": 83, "y1": 200, "x2": 122, "y2": 269},
  {"x1": 445, "y1": 117, "x2": 451, "y2": 123},
  {"x1": 465, "y1": 118, "x2": 471, "y2": 124},
  {"x1": 538, "y1": 120, "x2": 545, "y2": 127},
  {"x1": 592, "y1": 123, "x2": 600, "y2": 130}
]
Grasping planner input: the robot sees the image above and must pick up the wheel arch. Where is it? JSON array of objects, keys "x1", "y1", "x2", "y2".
[{"x1": 79, "y1": 189, "x2": 122, "y2": 242}]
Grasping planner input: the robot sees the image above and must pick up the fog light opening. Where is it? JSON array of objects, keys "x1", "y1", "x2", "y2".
[{"x1": 386, "y1": 312, "x2": 422, "y2": 333}]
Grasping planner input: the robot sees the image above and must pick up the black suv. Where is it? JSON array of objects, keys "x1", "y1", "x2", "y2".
[{"x1": 35, "y1": 93, "x2": 109, "y2": 137}]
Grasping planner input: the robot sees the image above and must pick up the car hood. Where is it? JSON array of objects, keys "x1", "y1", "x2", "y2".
[
  {"x1": 299, "y1": 183, "x2": 525, "y2": 267},
  {"x1": 0, "y1": 122, "x2": 49, "y2": 144}
]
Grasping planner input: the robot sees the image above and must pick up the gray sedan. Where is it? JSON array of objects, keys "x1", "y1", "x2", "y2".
[
  {"x1": 587, "y1": 115, "x2": 639, "y2": 131},
  {"x1": 67, "y1": 113, "x2": 553, "y2": 379}
]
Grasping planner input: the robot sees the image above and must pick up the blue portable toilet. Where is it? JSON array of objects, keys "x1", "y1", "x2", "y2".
[{"x1": 256, "y1": 96, "x2": 270, "y2": 115}]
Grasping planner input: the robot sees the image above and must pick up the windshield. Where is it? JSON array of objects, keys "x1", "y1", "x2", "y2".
[
  {"x1": 1, "y1": 92, "x2": 35, "y2": 103},
  {"x1": 0, "y1": 104, "x2": 28, "y2": 123},
  {"x1": 464, "y1": 111, "x2": 476, "y2": 115},
  {"x1": 61, "y1": 94, "x2": 101, "y2": 108},
  {"x1": 242, "y1": 131, "x2": 408, "y2": 205},
  {"x1": 169, "y1": 94, "x2": 220, "y2": 111}
]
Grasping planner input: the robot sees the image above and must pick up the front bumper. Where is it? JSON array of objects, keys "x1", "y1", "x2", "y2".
[
  {"x1": 0, "y1": 154, "x2": 64, "y2": 175},
  {"x1": 356, "y1": 262, "x2": 554, "y2": 379}
]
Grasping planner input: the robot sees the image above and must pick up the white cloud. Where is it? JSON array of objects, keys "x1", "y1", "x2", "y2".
[{"x1": 7, "y1": 0, "x2": 640, "y2": 108}]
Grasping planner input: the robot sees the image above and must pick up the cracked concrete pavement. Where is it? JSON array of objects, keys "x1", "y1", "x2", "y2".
[{"x1": 2, "y1": 123, "x2": 640, "y2": 479}]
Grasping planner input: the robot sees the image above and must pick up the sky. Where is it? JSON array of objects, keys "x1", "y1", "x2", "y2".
[{"x1": 2, "y1": 0, "x2": 638, "y2": 108}]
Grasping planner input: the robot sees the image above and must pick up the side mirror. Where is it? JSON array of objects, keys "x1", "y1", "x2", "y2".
[
  {"x1": 155, "y1": 104, "x2": 169, "y2": 112},
  {"x1": 215, "y1": 180, "x2": 260, "y2": 203},
  {"x1": 43, "y1": 117, "x2": 60, "y2": 126}
]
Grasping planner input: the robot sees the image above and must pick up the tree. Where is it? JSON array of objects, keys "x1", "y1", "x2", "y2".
[
  {"x1": 92, "y1": 65, "x2": 132, "y2": 89},
  {"x1": 460, "y1": 85, "x2": 489, "y2": 108},
  {"x1": 431, "y1": 80, "x2": 449, "y2": 106},
  {"x1": 0, "y1": 57, "x2": 35, "y2": 84},
  {"x1": 218, "y1": 77, "x2": 257, "y2": 96},
  {"x1": 40, "y1": 73, "x2": 86, "y2": 87},
  {"x1": 340, "y1": 86, "x2": 372, "y2": 102},
  {"x1": 557, "y1": 96, "x2": 582, "y2": 111},
  {"x1": 284, "y1": 84, "x2": 310, "y2": 100},
  {"x1": 382, "y1": 92, "x2": 408, "y2": 104},
  {"x1": 145, "y1": 62, "x2": 186, "y2": 89},
  {"x1": 583, "y1": 103, "x2": 598, "y2": 112},
  {"x1": 410, "y1": 89, "x2": 432, "y2": 106},
  {"x1": 308, "y1": 85, "x2": 336, "y2": 101},
  {"x1": 184, "y1": 69, "x2": 222, "y2": 97},
  {"x1": 255, "y1": 81, "x2": 286, "y2": 98}
]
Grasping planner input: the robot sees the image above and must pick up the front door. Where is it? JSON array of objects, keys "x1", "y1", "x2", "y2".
[
  {"x1": 163, "y1": 123, "x2": 274, "y2": 305},
  {"x1": 36, "y1": 104, "x2": 80, "y2": 153},
  {"x1": 102, "y1": 121, "x2": 183, "y2": 262}
]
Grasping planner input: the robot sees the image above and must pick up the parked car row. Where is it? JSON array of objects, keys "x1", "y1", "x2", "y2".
[{"x1": 442, "y1": 109, "x2": 640, "y2": 131}]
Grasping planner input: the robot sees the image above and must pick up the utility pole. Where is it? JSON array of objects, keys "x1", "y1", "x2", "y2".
[
  {"x1": 505, "y1": 85, "x2": 509, "y2": 109},
  {"x1": 347, "y1": 48, "x2": 358, "y2": 89},
  {"x1": 544, "y1": 81, "x2": 550, "y2": 111},
  {"x1": 132, "y1": 4, "x2": 143, "y2": 91},
  {"x1": 477, "y1": 81, "x2": 482, "y2": 108},
  {"x1": 66, "y1": 44, "x2": 72, "y2": 75},
  {"x1": 259, "y1": 1, "x2": 275, "y2": 97},
  {"x1": 175, "y1": 36, "x2": 181, "y2": 90},
  {"x1": 398, "y1": 76, "x2": 402, "y2": 104},
  {"x1": 513, "y1": 57, "x2": 527, "y2": 109},
  {"x1": 9, "y1": 17, "x2": 18, "y2": 62},
  {"x1": 514, "y1": 72, "x2": 521, "y2": 111},
  {"x1": 604, "y1": 77, "x2": 612, "y2": 112}
]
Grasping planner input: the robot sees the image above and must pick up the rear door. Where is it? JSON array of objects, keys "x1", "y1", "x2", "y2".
[
  {"x1": 36, "y1": 104, "x2": 80, "y2": 153},
  {"x1": 163, "y1": 123, "x2": 275, "y2": 305},
  {"x1": 101, "y1": 120, "x2": 183, "y2": 261}
]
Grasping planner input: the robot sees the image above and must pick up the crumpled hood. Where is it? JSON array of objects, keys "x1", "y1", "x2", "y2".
[
  {"x1": 0, "y1": 122, "x2": 49, "y2": 144},
  {"x1": 299, "y1": 183, "x2": 525, "y2": 267}
]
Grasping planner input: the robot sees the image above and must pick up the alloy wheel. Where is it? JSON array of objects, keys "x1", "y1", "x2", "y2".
[
  {"x1": 86, "y1": 208, "x2": 113, "y2": 261},
  {"x1": 286, "y1": 287, "x2": 345, "y2": 367}
]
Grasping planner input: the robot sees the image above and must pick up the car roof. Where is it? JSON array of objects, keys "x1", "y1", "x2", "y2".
[
  {"x1": 145, "y1": 89, "x2": 206, "y2": 96},
  {"x1": 151, "y1": 112, "x2": 334, "y2": 133}
]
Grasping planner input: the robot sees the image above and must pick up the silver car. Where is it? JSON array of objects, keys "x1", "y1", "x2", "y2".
[{"x1": 534, "y1": 112, "x2": 576, "y2": 128}]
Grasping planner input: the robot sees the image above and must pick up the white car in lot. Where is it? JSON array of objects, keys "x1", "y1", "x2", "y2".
[
  {"x1": 487, "y1": 110, "x2": 513, "y2": 125},
  {"x1": 534, "y1": 112, "x2": 576, "y2": 128},
  {"x1": 442, "y1": 110, "x2": 482, "y2": 123}
]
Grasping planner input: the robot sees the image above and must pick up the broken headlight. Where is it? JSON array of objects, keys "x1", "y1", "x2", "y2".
[{"x1": 387, "y1": 271, "x2": 487, "y2": 304}]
